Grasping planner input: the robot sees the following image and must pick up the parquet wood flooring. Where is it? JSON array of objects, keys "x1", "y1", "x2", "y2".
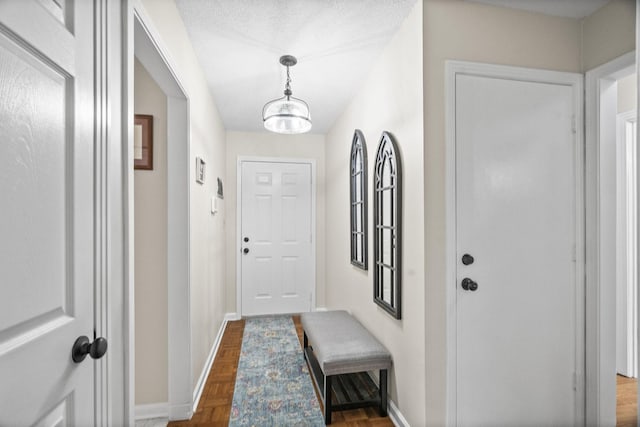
[
  {"x1": 168, "y1": 316, "x2": 393, "y2": 427},
  {"x1": 617, "y1": 374, "x2": 637, "y2": 427},
  {"x1": 168, "y1": 319, "x2": 244, "y2": 427}
]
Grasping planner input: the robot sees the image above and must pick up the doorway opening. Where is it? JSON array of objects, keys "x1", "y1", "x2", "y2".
[
  {"x1": 585, "y1": 51, "x2": 637, "y2": 427},
  {"x1": 615, "y1": 72, "x2": 638, "y2": 427},
  {"x1": 132, "y1": 6, "x2": 191, "y2": 422}
]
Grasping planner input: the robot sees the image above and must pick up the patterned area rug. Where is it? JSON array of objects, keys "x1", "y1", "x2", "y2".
[{"x1": 229, "y1": 316, "x2": 325, "y2": 426}]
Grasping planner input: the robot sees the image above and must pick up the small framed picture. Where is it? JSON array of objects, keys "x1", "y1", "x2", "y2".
[
  {"x1": 196, "y1": 157, "x2": 206, "y2": 184},
  {"x1": 134, "y1": 114, "x2": 153, "y2": 170},
  {"x1": 217, "y1": 177, "x2": 224, "y2": 199}
]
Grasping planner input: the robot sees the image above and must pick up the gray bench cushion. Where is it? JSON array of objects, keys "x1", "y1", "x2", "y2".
[{"x1": 301, "y1": 310, "x2": 392, "y2": 376}]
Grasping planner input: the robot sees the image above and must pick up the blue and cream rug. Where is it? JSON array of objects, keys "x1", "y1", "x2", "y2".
[{"x1": 229, "y1": 316, "x2": 325, "y2": 426}]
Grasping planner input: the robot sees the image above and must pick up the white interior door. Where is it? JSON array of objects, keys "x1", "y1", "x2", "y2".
[
  {"x1": 240, "y1": 160, "x2": 314, "y2": 316},
  {"x1": 0, "y1": 1, "x2": 97, "y2": 425},
  {"x1": 455, "y1": 72, "x2": 582, "y2": 426}
]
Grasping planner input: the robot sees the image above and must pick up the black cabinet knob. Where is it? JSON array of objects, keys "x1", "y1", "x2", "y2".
[
  {"x1": 72, "y1": 336, "x2": 108, "y2": 363},
  {"x1": 461, "y1": 278, "x2": 478, "y2": 291},
  {"x1": 244, "y1": 237, "x2": 249, "y2": 242},
  {"x1": 462, "y1": 254, "x2": 474, "y2": 265},
  {"x1": 243, "y1": 248, "x2": 249, "y2": 254}
]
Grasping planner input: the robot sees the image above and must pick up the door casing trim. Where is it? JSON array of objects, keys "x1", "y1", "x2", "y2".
[
  {"x1": 584, "y1": 51, "x2": 636, "y2": 426},
  {"x1": 236, "y1": 156, "x2": 317, "y2": 317},
  {"x1": 444, "y1": 60, "x2": 585, "y2": 426}
]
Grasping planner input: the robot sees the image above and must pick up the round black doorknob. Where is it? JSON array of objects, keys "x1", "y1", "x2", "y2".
[
  {"x1": 72, "y1": 336, "x2": 108, "y2": 363},
  {"x1": 243, "y1": 248, "x2": 249, "y2": 254},
  {"x1": 461, "y1": 277, "x2": 478, "y2": 291},
  {"x1": 462, "y1": 254, "x2": 474, "y2": 265}
]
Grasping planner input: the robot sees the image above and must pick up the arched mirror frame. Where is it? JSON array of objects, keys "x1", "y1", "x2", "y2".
[
  {"x1": 350, "y1": 129, "x2": 368, "y2": 269},
  {"x1": 373, "y1": 131, "x2": 402, "y2": 319}
]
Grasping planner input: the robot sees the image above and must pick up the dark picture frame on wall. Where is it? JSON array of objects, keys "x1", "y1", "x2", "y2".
[
  {"x1": 196, "y1": 157, "x2": 206, "y2": 184},
  {"x1": 217, "y1": 177, "x2": 224, "y2": 199},
  {"x1": 350, "y1": 129, "x2": 368, "y2": 270},
  {"x1": 134, "y1": 114, "x2": 153, "y2": 170},
  {"x1": 373, "y1": 131, "x2": 402, "y2": 319}
]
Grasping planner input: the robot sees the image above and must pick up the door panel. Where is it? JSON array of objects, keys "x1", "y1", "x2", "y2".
[
  {"x1": 0, "y1": 1, "x2": 95, "y2": 425},
  {"x1": 455, "y1": 74, "x2": 580, "y2": 426},
  {"x1": 241, "y1": 161, "x2": 313, "y2": 316}
]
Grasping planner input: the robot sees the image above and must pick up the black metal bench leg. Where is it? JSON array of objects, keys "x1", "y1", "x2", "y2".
[
  {"x1": 324, "y1": 374, "x2": 332, "y2": 424},
  {"x1": 379, "y1": 369, "x2": 388, "y2": 417}
]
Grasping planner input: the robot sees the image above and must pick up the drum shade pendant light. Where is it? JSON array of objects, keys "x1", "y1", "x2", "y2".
[{"x1": 262, "y1": 55, "x2": 312, "y2": 134}]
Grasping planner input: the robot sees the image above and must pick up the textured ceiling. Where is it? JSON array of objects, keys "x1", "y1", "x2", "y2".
[
  {"x1": 174, "y1": 0, "x2": 418, "y2": 134},
  {"x1": 175, "y1": 0, "x2": 611, "y2": 134},
  {"x1": 465, "y1": 0, "x2": 610, "y2": 19}
]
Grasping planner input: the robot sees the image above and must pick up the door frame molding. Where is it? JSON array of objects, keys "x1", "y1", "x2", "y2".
[
  {"x1": 102, "y1": 0, "x2": 130, "y2": 423},
  {"x1": 236, "y1": 156, "x2": 317, "y2": 317},
  {"x1": 129, "y1": 1, "x2": 192, "y2": 421},
  {"x1": 584, "y1": 51, "x2": 636, "y2": 426},
  {"x1": 615, "y1": 108, "x2": 638, "y2": 379},
  {"x1": 444, "y1": 60, "x2": 585, "y2": 426}
]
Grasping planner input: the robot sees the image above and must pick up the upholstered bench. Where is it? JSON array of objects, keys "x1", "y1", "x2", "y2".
[{"x1": 300, "y1": 310, "x2": 392, "y2": 424}]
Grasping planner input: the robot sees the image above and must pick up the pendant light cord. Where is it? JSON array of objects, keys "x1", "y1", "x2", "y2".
[{"x1": 284, "y1": 65, "x2": 292, "y2": 99}]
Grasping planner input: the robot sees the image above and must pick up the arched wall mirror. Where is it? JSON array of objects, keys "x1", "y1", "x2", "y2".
[
  {"x1": 350, "y1": 129, "x2": 368, "y2": 269},
  {"x1": 373, "y1": 131, "x2": 402, "y2": 319}
]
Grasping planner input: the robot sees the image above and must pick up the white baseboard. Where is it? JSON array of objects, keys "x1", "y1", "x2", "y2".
[
  {"x1": 168, "y1": 403, "x2": 191, "y2": 421},
  {"x1": 135, "y1": 402, "x2": 168, "y2": 420},
  {"x1": 314, "y1": 307, "x2": 328, "y2": 312},
  {"x1": 191, "y1": 317, "x2": 229, "y2": 413},
  {"x1": 225, "y1": 312, "x2": 241, "y2": 321},
  {"x1": 388, "y1": 399, "x2": 409, "y2": 427}
]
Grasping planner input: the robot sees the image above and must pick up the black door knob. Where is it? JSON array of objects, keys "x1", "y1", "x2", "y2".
[
  {"x1": 72, "y1": 336, "x2": 108, "y2": 363},
  {"x1": 462, "y1": 254, "x2": 474, "y2": 265},
  {"x1": 244, "y1": 237, "x2": 249, "y2": 242},
  {"x1": 243, "y1": 248, "x2": 249, "y2": 254},
  {"x1": 461, "y1": 278, "x2": 478, "y2": 291}
]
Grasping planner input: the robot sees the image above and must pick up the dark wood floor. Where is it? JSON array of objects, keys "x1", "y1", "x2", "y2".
[
  {"x1": 168, "y1": 316, "x2": 393, "y2": 427},
  {"x1": 617, "y1": 374, "x2": 637, "y2": 427}
]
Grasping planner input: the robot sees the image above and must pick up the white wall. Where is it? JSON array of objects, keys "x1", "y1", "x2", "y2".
[
  {"x1": 225, "y1": 131, "x2": 326, "y2": 313},
  {"x1": 582, "y1": 0, "x2": 636, "y2": 72},
  {"x1": 139, "y1": 0, "x2": 227, "y2": 392},
  {"x1": 134, "y1": 59, "x2": 168, "y2": 405},
  {"x1": 423, "y1": 1, "x2": 583, "y2": 424},
  {"x1": 324, "y1": 1, "x2": 425, "y2": 424},
  {"x1": 619, "y1": 73, "x2": 638, "y2": 113}
]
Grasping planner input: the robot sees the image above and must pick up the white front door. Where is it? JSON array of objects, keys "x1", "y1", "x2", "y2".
[
  {"x1": 454, "y1": 71, "x2": 583, "y2": 425},
  {"x1": 240, "y1": 160, "x2": 314, "y2": 316},
  {"x1": 0, "y1": 1, "x2": 98, "y2": 425}
]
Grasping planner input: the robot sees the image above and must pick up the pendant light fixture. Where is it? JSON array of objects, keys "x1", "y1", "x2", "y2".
[{"x1": 262, "y1": 55, "x2": 312, "y2": 134}]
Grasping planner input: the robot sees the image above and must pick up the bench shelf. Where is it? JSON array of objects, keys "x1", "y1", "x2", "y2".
[{"x1": 304, "y1": 335, "x2": 387, "y2": 424}]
